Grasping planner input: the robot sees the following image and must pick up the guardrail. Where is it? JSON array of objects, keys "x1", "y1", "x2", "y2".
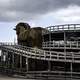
[
  {"x1": 1, "y1": 42, "x2": 80, "y2": 63},
  {"x1": 42, "y1": 41, "x2": 80, "y2": 48},
  {"x1": 1, "y1": 42, "x2": 80, "y2": 79},
  {"x1": 42, "y1": 24, "x2": 80, "y2": 34},
  {"x1": 0, "y1": 42, "x2": 17, "y2": 46}
]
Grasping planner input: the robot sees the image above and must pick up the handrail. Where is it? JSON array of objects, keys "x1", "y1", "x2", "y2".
[
  {"x1": 1, "y1": 42, "x2": 80, "y2": 63},
  {"x1": 42, "y1": 41, "x2": 80, "y2": 48},
  {"x1": 0, "y1": 42, "x2": 17, "y2": 46},
  {"x1": 42, "y1": 24, "x2": 80, "y2": 34}
]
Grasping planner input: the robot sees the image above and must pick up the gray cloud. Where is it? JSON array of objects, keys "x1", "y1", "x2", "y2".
[{"x1": 0, "y1": 0, "x2": 80, "y2": 22}]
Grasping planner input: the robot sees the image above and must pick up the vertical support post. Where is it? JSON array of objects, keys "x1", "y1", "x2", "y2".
[
  {"x1": 1, "y1": 50, "x2": 3, "y2": 62},
  {"x1": 77, "y1": 40, "x2": 78, "y2": 48},
  {"x1": 26, "y1": 58, "x2": 29, "y2": 71},
  {"x1": 49, "y1": 32, "x2": 51, "y2": 42},
  {"x1": 53, "y1": 41, "x2": 54, "y2": 47},
  {"x1": 1, "y1": 50, "x2": 4, "y2": 73},
  {"x1": 70, "y1": 41, "x2": 71, "y2": 48},
  {"x1": 1, "y1": 50, "x2": 4, "y2": 67},
  {"x1": 20, "y1": 54, "x2": 22, "y2": 70},
  {"x1": 42, "y1": 29, "x2": 44, "y2": 48},
  {"x1": 6, "y1": 51, "x2": 8, "y2": 68},
  {"x1": 71, "y1": 52, "x2": 74, "y2": 80},
  {"x1": 64, "y1": 31, "x2": 67, "y2": 80},
  {"x1": 1, "y1": 51, "x2": 5, "y2": 67},
  {"x1": 12, "y1": 52, "x2": 14, "y2": 69},
  {"x1": 48, "y1": 32, "x2": 51, "y2": 71},
  {"x1": 5, "y1": 51, "x2": 8, "y2": 67},
  {"x1": 70, "y1": 62, "x2": 72, "y2": 79},
  {"x1": 64, "y1": 31, "x2": 66, "y2": 60},
  {"x1": 48, "y1": 31, "x2": 51, "y2": 71},
  {"x1": 48, "y1": 60, "x2": 51, "y2": 71}
]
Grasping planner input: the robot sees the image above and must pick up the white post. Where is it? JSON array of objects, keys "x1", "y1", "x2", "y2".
[
  {"x1": 26, "y1": 58, "x2": 28, "y2": 71},
  {"x1": 48, "y1": 60, "x2": 51, "y2": 71},
  {"x1": 64, "y1": 31, "x2": 66, "y2": 60},
  {"x1": 77, "y1": 40, "x2": 78, "y2": 48}
]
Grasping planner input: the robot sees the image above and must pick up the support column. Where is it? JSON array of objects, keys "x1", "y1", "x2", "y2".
[
  {"x1": 12, "y1": 53, "x2": 14, "y2": 69},
  {"x1": 1, "y1": 51, "x2": 6, "y2": 66},
  {"x1": 70, "y1": 62, "x2": 73, "y2": 79},
  {"x1": 20, "y1": 54, "x2": 22, "y2": 70},
  {"x1": 6, "y1": 51, "x2": 8, "y2": 68},
  {"x1": 1, "y1": 50, "x2": 4, "y2": 67},
  {"x1": 48, "y1": 32, "x2": 51, "y2": 71},
  {"x1": 42, "y1": 30, "x2": 44, "y2": 47},
  {"x1": 64, "y1": 31, "x2": 66, "y2": 61},
  {"x1": 1, "y1": 50, "x2": 3, "y2": 62},
  {"x1": 5, "y1": 51, "x2": 8, "y2": 67},
  {"x1": 1, "y1": 50, "x2": 4, "y2": 73},
  {"x1": 49, "y1": 32, "x2": 51, "y2": 47},
  {"x1": 48, "y1": 61, "x2": 51, "y2": 71},
  {"x1": 26, "y1": 58, "x2": 28, "y2": 71}
]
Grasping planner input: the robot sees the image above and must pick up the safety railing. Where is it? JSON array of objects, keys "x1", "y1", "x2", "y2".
[
  {"x1": 42, "y1": 41, "x2": 80, "y2": 48},
  {"x1": 1, "y1": 42, "x2": 80, "y2": 63},
  {"x1": 42, "y1": 24, "x2": 80, "y2": 34},
  {"x1": 0, "y1": 42, "x2": 17, "y2": 46}
]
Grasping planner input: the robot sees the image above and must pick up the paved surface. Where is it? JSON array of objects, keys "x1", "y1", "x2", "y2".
[
  {"x1": 0, "y1": 75, "x2": 80, "y2": 80},
  {"x1": 0, "y1": 75, "x2": 35, "y2": 80}
]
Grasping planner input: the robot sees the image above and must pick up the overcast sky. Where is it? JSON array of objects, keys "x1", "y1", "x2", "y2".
[{"x1": 0, "y1": 0, "x2": 80, "y2": 42}]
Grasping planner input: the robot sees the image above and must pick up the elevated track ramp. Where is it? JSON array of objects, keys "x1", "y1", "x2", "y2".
[
  {"x1": 0, "y1": 42, "x2": 80, "y2": 79},
  {"x1": 0, "y1": 42, "x2": 80, "y2": 63}
]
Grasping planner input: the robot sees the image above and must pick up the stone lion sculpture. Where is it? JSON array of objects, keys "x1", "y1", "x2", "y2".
[{"x1": 14, "y1": 22, "x2": 45, "y2": 48}]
